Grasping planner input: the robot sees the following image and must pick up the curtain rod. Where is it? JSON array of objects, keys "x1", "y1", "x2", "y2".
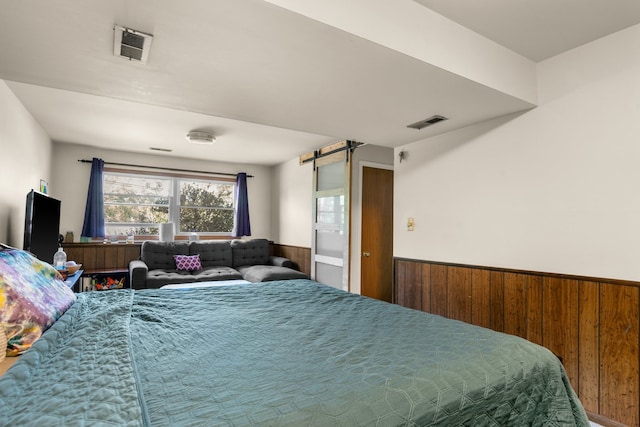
[{"x1": 78, "y1": 159, "x2": 253, "y2": 178}]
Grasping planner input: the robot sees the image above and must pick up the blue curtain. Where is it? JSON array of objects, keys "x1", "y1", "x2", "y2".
[
  {"x1": 232, "y1": 172, "x2": 251, "y2": 237},
  {"x1": 81, "y1": 157, "x2": 106, "y2": 238}
]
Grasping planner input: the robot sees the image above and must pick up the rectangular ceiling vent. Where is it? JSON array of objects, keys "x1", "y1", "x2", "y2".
[
  {"x1": 407, "y1": 115, "x2": 448, "y2": 130},
  {"x1": 113, "y1": 25, "x2": 153, "y2": 64}
]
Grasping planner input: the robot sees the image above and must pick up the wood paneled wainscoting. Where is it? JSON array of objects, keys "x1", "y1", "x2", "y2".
[
  {"x1": 63, "y1": 243, "x2": 141, "y2": 273},
  {"x1": 394, "y1": 258, "x2": 638, "y2": 427},
  {"x1": 64, "y1": 242, "x2": 310, "y2": 276},
  {"x1": 271, "y1": 243, "x2": 311, "y2": 277}
]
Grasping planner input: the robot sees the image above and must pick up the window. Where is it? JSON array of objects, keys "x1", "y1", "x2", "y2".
[
  {"x1": 103, "y1": 171, "x2": 235, "y2": 237},
  {"x1": 178, "y1": 178, "x2": 234, "y2": 233}
]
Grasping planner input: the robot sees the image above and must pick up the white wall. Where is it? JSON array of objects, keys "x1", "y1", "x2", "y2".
[
  {"x1": 51, "y1": 142, "x2": 273, "y2": 242},
  {"x1": 394, "y1": 24, "x2": 640, "y2": 282},
  {"x1": 0, "y1": 80, "x2": 52, "y2": 247},
  {"x1": 271, "y1": 157, "x2": 313, "y2": 247}
]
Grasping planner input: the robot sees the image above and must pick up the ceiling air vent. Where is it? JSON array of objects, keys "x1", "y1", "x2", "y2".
[
  {"x1": 407, "y1": 115, "x2": 448, "y2": 130},
  {"x1": 113, "y1": 25, "x2": 153, "y2": 64}
]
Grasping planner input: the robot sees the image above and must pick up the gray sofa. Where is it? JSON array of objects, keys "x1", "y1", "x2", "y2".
[{"x1": 129, "y1": 238, "x2": 307, "y2": 289}]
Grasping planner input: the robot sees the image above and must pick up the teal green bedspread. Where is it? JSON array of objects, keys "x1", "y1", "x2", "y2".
[{"x1": 0, "y1": 280, "x2": 589, "y2": 426}]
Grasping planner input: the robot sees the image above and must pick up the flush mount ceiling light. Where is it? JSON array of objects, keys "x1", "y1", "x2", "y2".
[
  {"x1": 186, "y1": 130, "x2": 216, "y2": 144},
  {"x1": 113, "y1": 25, "x2": 153, "y2": 64}
]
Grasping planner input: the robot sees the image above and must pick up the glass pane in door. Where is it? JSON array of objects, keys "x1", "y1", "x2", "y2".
[
  {"x1": 315, "y1": 262, "x2": 343, "y2": 290},
  {"x1": 317, "y1": 161, "x2": 344, "y2": 191},
  {"x1": 316, "y1": 229, "x2": 343, "y2": 258},
  {"x1": 316, "y1": 195, "x2": 344, "y2": 224}
]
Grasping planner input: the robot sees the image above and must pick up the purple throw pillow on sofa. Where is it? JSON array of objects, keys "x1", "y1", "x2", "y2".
[{"x1": 174, "y1": 254, "x2": 201, "y2": 271}]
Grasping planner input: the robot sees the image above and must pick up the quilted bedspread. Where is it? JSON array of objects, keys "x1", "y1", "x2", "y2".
[{"x1": 0, "y1": 280, "x2": 589, "y2": 426}]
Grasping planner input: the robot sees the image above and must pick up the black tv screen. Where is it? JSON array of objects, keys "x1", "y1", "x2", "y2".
[{"x1": 23, "y1": 190, "x2": 61, "y2": 264}]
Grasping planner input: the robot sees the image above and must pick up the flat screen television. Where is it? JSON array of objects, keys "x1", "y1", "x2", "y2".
[{"x1": 23, "y1": 190, "x2": 61, "y2": 264}]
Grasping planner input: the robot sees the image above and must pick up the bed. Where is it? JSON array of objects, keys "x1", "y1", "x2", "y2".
[{"x1": 0, "y1": 275, "x2": 589, "y2": 426}]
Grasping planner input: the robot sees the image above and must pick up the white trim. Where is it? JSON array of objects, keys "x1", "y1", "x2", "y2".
[
  {"x1": 315, "y1": 254, "x2": 344, "y2": 267},
  {"x1": 103, "y1": 170, "x2": 235, "y2": 236},
  {"x1": 315, "y1": 223, "x2": 341, "y2": 231}
]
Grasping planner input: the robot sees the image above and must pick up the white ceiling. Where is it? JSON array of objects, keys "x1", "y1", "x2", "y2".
[
  {"x1": 414, "y1": 0, "x2": 640, "y2": 62},
  {"x1": 1, "y1": 0, "x2": 639, "y2": 166}
]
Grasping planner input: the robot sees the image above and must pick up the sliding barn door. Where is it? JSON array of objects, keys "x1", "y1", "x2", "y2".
[{"x1": 311, "y1": 151, "x2": 351, "y2": 291}]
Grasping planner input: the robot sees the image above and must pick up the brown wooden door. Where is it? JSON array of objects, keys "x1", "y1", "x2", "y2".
[{"x1": 361, "y1": 166, "x2": 393, "y2": 302}]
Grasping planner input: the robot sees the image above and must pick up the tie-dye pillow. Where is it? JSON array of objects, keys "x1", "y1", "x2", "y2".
[{"x1": 0, "y1": 247, "x2": 77, "y2": 356}]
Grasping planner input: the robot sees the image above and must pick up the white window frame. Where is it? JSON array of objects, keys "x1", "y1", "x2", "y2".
[{"x1": 103, "y1": 169, "x2": 236, "y2": 237}]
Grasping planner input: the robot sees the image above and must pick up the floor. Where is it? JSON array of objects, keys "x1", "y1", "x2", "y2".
[{"x1": 0, "y1": 356, "x2": 19, "y2": 376}]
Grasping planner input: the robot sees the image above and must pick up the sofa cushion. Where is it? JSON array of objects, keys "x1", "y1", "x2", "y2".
[
  {"x1": 270, "y1": 256, "x2": 295, "y2": 269},
  {"x1": 237, "y1": 265, "x2": 308, "y2": 283},
  {"x1": 192, "y1": 267, "x2": 243, "y2": 282},
  {"x1": 231, "y1": 239, "x2": 269, "y2": 268},
  {"x1": 190, "y1": 241, "x2": 232, "y2": 268},
  {"x1": 141, "y1": 242, "x2": 189, "y2": 271},
  {"x1": 145, "y1": 269, "x2": 195, "y2": 289}
]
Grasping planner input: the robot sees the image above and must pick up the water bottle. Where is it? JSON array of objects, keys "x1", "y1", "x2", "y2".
[{"x1": 53, "y1": 247, "x2": 67, "y2": 271}]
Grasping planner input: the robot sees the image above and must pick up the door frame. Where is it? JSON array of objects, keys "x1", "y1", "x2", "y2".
[{"x1": 350, "y1": 161, "x2": 394, "y2": 295}]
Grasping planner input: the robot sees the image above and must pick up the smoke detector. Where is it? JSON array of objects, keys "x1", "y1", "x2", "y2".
[
  {"x1": 113, "y1": 25, "x2": 153, "y2": 64},
  {"x1": 186, "y1": 130, "x2": 216, "y2": 144}
]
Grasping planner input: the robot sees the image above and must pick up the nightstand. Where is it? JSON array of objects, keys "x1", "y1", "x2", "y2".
[{"x1": 63, "y1": 270, "x2": 83, "y2": 292}]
